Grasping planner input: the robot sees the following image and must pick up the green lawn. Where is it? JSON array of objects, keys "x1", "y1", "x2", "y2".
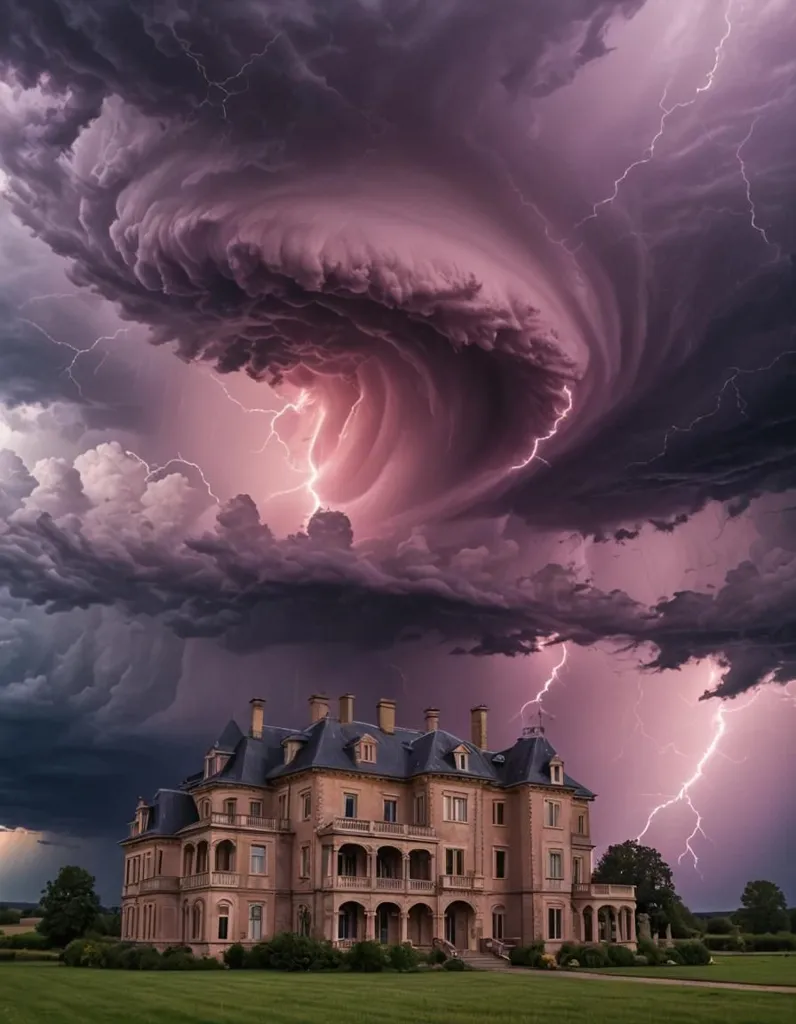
[
  {"x1": 1, "y1": 965, "x2": 794, "y2": 1024},
  {"x1": 588, "y1": 954, "x2": 796, "y2": 987}
]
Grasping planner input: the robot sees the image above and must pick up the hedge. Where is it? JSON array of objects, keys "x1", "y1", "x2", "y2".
[
  {"x1": 62, "y1": 939, "x2": 222, "y2": 971},
  {"x1": 0, "y1": 932, "x2": 52, "y2": 951},
  {"x1": 742, "y1": 933, "x2": 796, "y2": 952}
]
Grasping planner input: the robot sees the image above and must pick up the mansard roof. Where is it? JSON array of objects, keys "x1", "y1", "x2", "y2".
[
  {"x1": 189, "y1": 717, "x2": 594, "y2": 797},
  {"x1": 134, "y1": 788, "x2": 199, "y2": 838}
]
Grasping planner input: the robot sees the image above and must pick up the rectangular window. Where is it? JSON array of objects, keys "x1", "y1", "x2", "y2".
[
  {"x1": 144, "y1": 852, "x2": 152, "y2": 877},
  {"x1": 445, "y1": 848, "x2": 465, "y2": 876},
  {"x1": 547, "y1": 851, "x2": 564, "y2": 879},
  {"x1": 157, "y1": 850, "x2": 163, "y2": 875},
  {"x1": 548, "y1": 907, "x2": 563, "y2": 940},
  {"x1": 300, "y1": 845, "x2": 311, "y2": 878},
  {"x1": 343, "y1": 793, "x2": 358, "y2": 819},
  {"x1": 494, "y1": 849, "x2": 507, "y2": 879},
  {"x1": 125, "y1": 859, "x2": 131, "y2": 885},
  {"x1": 249, "y1": 905, "x2": 263, "y2": 942},
  {"x1": 413, "y1": 794, "x2": 427, "y2": 825},
  {"x1": 492, "y1": 909, "x2": 505, "y2": 940},
  {"x1": 301, "y1": 790, "x2": 312, "y2": 820},
  {"x1": 443, "y1": 795, "x2": 468, "y2": 822},
  {"x1": 572, "y1": 857, "x2": 583, "y2": 884},
  {"x1": 454, "y1": 751, "x2": 469, "y2": 771},
  {"x1": 218, "y1": 913, "x2": 229, "y2": 940},
  {"x1": 383, "y1": 799, "x2": 397, "y2": 823},
  {"x1": 250, "y1": 845, "x2": 266, "y2": 875},
  {"x1": 224, "y1": 798, "x2": 237, "y2": 823},
  {"x1": 492, "y1": 801, "x2": 505, "y2": 826},
  {"x1": 249, "y1": 800, "x2": 263, "y2": 820},
  {"x1": 577, "y1": 813, "x2": 586, "y2": 834},
  {"x1": 360, "y1": 741, "x2": 376, "y2": 763},
  {"x1": 545, "y1": 800, "x2": 561, "y2": 828},
  {"x1": 278, "y1": 793, "x2": 288, "y2": 820}
]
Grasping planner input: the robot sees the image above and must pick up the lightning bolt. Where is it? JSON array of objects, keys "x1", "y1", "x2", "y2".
[
  {"x1": 124, "y1": 450, "x2": 221, "y2": 505},
  {"x1": 574, "y1": 0, "x2": 734, "y2": 232},
  {"x1": 515, "y1": 643, "x2": 569, "y2": 724},
  {"x1": 735, "y1": 115, "x2": 781, "y2": 258},
  {"x1": 613, "y1": 677, "x2": 689, "y2": 763},
  {"x1": 16, "y1": 317, "x2": 129, "y2": 400},
  {"x1": 173, "y1": 31, "x2": 283, "y2": 120},
  {"x1": 510, "y1": 385, "x2": 573, "y2": 471},
  {"x1": 207, "y1": 375, "x2": 311, "y2": 467},
  {"x1": 636, "y1": 665, "x2": 758, "y2": 871},
  {"x1": 265, "y1": 404, "x2": 327, "y2": 517},
  {"x1": 628, "y1": 349, "x2": 796, "y2": 469}
]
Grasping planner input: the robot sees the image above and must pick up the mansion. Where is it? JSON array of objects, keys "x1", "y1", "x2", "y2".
[{"x1": 120, "y1": 695, "x2": 636, "y2": 957}]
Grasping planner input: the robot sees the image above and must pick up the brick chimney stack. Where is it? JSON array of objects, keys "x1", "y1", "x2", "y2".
[
  {"x1": 308, "y1": 694, "x2": 330, "y2": 723},
  {"x1": 339, "y1": 693, "x2": 355, "y2": 725},
  {"x1": 377, "y1": 698, "x2": 396, "y2": 734},
  {"x1": 470, "y1": 705, "x2": 488, "y2": 750},
  {"x1": 249, "y1": 698, "x2": 265, "y2": 739},
  {"x1": 424, "y1": 707, "x2": 440, "y2": 732}
]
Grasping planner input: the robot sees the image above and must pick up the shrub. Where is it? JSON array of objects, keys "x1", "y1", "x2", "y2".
[
  {"x1": 706, "y1": 917, "x2": 735, "y2": 935},
  {"x1": 0, "y1": 910, "x2": 22, "y2": 926},
  {"x1": 0, "y1": 950, "x2": 16, "y2": 961},
  {"x1": 254, "y1": 933, "x2": 342, "y2": 971},
  {"x1": 539, "y1": 953, "x2": 558, "y2": 970},
  {"x1": 427, "y1": 947, "x2": 447, "y2": 965},
  {"x1": 742, "y1": 932, "x2": 796, "y2": 952},
  {"x1": 346, "y1": 940, "x2": 386, "y2": 973},
  {"x1": 705, "y1": 933, "x2": 745, "y2": 952},
  {"x1": 387, "y1": 943, "x2": 419, "y2": 972},
  {"x1": 556, "y1": 942, "x2": 580, "y2": 966},
  {"x1": 0, "y1": 931, "x2": 51, "y2": 951},
  {"x1": 634, "y1": 955, "x2": 649, "y2": 966},
  {"x1": 442, "y1": 956, "x2": 466, "y2": 971},
  {"x1": 509, "y1": 942, "x2": 544, "y2": 968},
  {"x1": 636, "y1": 938, "x2": 666, "y2": 965},
  {"x1": 223, "y1": 942, "x2": 246, "y2": 969},
  {"x1": 566, "y1": 959, "x2": 580, "y2": 969},
  {"x1": 605, "y1": 944, "x2": 636, "y2": 967},
  {"x1": 243, "y1": 943, "x2": 271, "y2": 970},
  {"x1": 674, "y1": 940, "x2": 711, "y2": 965},
  {"x1": 664, "y1": 947, "x2": 684, "y2": 965},
  {"x1": 579, "y1": 944, "x2": 609, "y2": 968},
  {"x1": 158, "y1": 952, "x2": 196, "y2": 971}
]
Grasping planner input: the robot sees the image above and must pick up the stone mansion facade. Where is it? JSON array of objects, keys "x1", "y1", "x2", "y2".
[{"x1": 120, "y1": 695, "x2": 636, "y2": 957}]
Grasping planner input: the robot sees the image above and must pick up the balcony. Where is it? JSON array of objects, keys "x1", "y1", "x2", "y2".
[
  {"x1": 571, "y1": 832, "x2": 593, "y2": 846},
  {"x1": 323, "y1": 874, "x2": 372, "y2": 890},
  {"x1": 207, "y1": 813, "x2": 290, "y2": 831},
  {"x1": 407, "y1": 878, "x2": 435, "y2": 892},
  {"x1": 179, "y1": 872, "x2": 241, "y2": 890},
  {"x1": 544, "y1": 878, "x2": 566, "y2": 890},
  {"x1": 573, "y1": 883, "x2": 636, "y2": 899},
  {"x1": 320, "y1": 818, "x2": 436, "y2": 839},
  {"x1": 439, "y1": 874, "x2": 484, "y2": 891},
  {"x1": 139, "y1": 875, "x2": 179, "y2": 893}
]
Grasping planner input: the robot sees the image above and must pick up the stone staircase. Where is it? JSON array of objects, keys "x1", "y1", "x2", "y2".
[{"x1": 457, "y1": 949, "x2": 514, "y2": 972}]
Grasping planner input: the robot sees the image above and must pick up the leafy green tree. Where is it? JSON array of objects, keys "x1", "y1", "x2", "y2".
[
  {"x1": 789, "y1": 907, "x2": 796, "y2": 934},
  {"x1": 705, "y1": 916, "x2": 734, "y2": 935},
  {"x1": 736, "y1": 880, "x2": 788, "y2": 935},
  {"x1": 593, "y1": 840, "x2": 677, "y2": 927},
  {"x1": 0, "y1": 908, "x2": 21, "y2": 926},
  {"x1": 37, "y1": 866, "x2": 100, "y2": 948}
]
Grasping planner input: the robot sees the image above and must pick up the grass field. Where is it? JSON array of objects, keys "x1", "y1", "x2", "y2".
[
  {"x1": 588, "y1": 954, "x2": 796, "y2": 987},
  {"x1": 1, "y1": 965, "x2": 794, "y2": 1024},
  {"x1": 0, "y1": 918, "x2": 42, "y2": 936}
]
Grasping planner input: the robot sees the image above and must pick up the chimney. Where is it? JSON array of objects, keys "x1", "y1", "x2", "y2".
[
  {"x1": 249, "y1": 698, "x2": 265, "y2": 739},
  {"x1": 339, "y1": 693, "x2": 355, "y2": 725},
  {"x1": 470, "y1": 705, "x2": 488, "y2": 750},
  {"x1": 308, "y1": 694, "x2": 330, "y2": 723},
  {"x1": 377, "y1": 698, "x2": 396, "y2": 735},
  {"x1": 424, "y1": 707, "x2": 440, "y2": 732}
]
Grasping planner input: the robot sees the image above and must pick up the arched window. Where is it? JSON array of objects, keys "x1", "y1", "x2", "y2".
[
  {"x1": 249, "y1": 904, "x2": 263, "y2": 942},
  {"x1": 196, "y1": 841, "x2": 209, "y2": 873},
  {"x1": 192, "y1": 901, "x2": 204, "y2": 941},
  {"x1": 297, "y1": 905, "x2": 311, "y2": 937},
  {"x1": 183, "y1": 844, "x2": 195, "y2": 876},
  {"x1": 218, "y1": 903, "x2": 230, "y2": 941},
  {"x1": 215, "y1": 839, "x2": 236, "y2": 872}
]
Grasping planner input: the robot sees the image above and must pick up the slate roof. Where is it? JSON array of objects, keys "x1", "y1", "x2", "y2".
[{"x1": 128, "y1": 715, "x2": 593, "y2": 840}]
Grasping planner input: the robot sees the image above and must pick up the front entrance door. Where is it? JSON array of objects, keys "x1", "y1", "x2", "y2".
[{"x1": 444, "y1": 909, "x2": 456, "y2": 946}]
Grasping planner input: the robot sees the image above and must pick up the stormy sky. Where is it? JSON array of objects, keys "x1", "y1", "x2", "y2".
[{"x1": 0, "y1": 0, "x2": 794, "y2": 909}]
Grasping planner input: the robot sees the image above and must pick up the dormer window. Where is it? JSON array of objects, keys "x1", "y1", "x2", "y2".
[
  {"x1": 284, "y1": 739, "x2": 302, "y2": 764},
  {"x1": 549, "y1": 757, "x2": 564, "y2": 785},
  {"x1": 354, "y1": 734, "x2": 377, "y2": 764},
  {"x1": 452, "y1": 745, "x2": 469, "y2": 772}
]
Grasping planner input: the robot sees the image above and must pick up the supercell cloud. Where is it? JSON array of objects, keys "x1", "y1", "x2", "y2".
[{"x1": 0, "y1": 0, "x2": 796, "y2": 717}]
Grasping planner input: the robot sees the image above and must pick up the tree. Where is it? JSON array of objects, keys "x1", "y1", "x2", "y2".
[
  {"x1": 37, "y1": 866, "x2": 100, "y2": 948},
  {"x1": 0, "y1": 908, "x2": 22, "y2": 926},
  {"x1": 736, "y1": 880, "x2": 788, "y2": 935},
  {"x1": 593, "y1": 840, "x2": 677, "y2": 927},
  {"x1": 705, "y1": 916, "x2": 735, "y2": 935}
]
